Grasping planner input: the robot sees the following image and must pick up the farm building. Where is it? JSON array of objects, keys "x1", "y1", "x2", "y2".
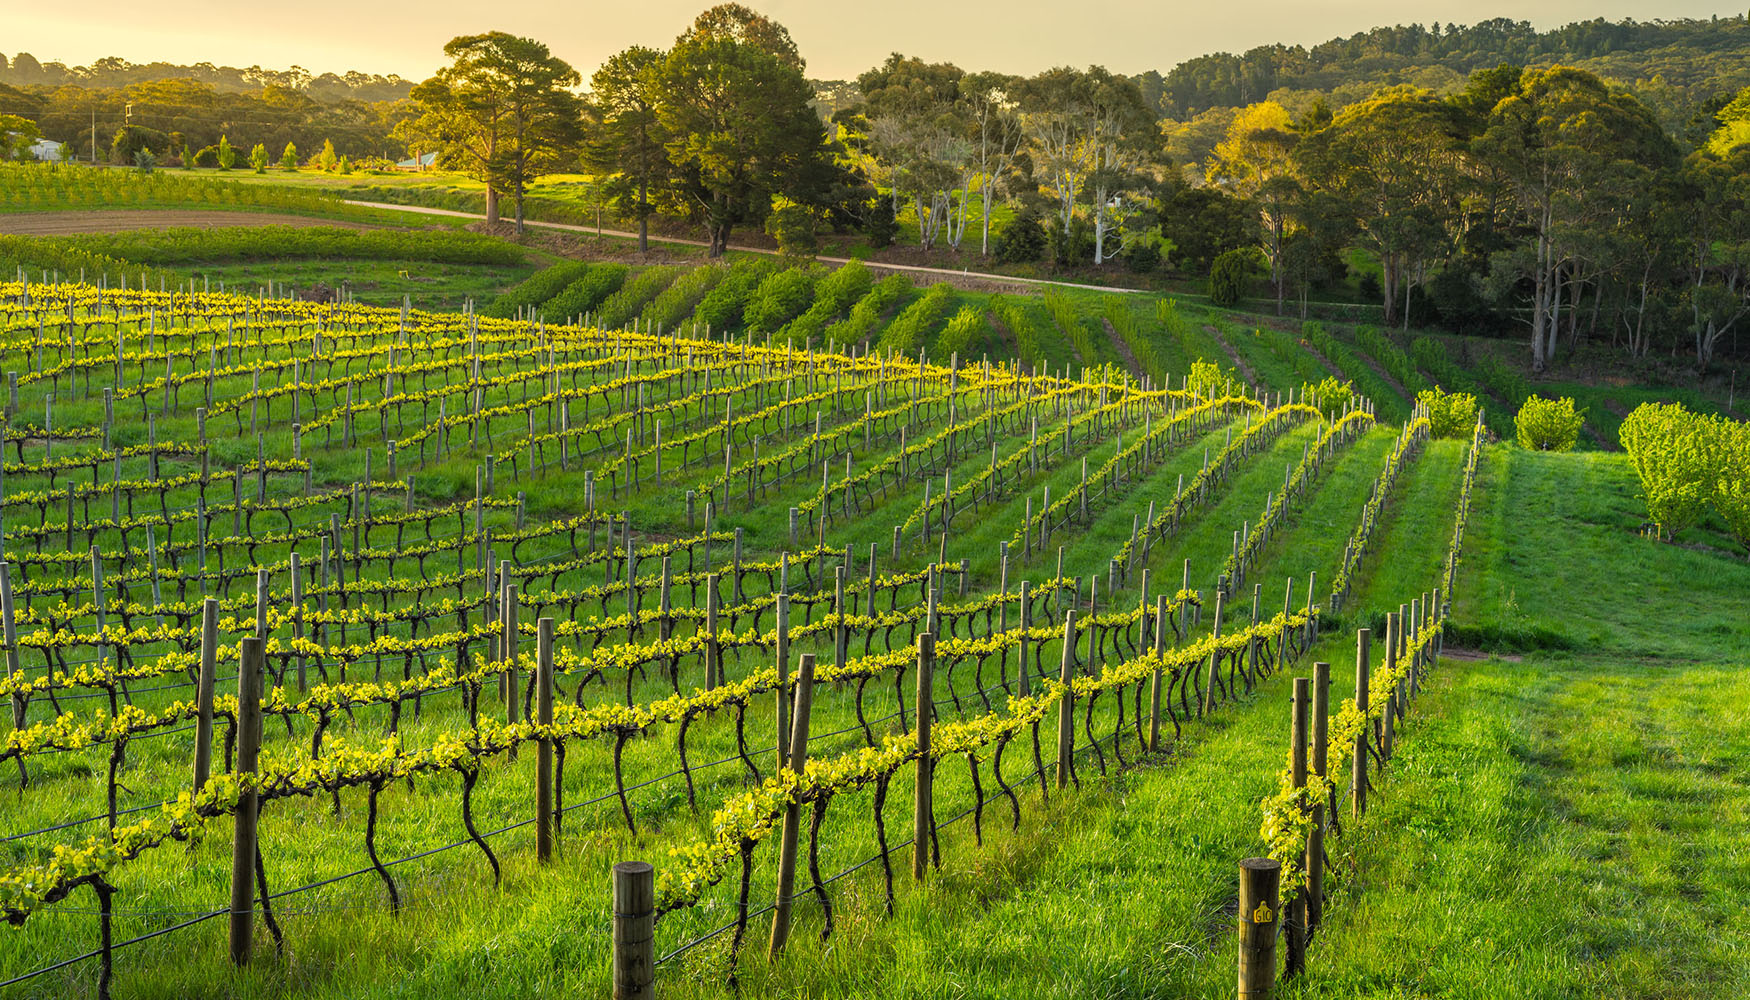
[{"x1": 27, "y1": 138, "x2": 68, "y2": 161}]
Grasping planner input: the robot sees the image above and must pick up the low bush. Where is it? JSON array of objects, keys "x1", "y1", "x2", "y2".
[
  {"x1": 1514, "y1": 396, "x2": 1584, "y2": 452},
  {"x1": 483, "y1": 260, "x2": 592, "y2": 318}
]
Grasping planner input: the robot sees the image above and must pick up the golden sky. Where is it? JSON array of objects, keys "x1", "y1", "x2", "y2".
[{"x1": 6, "y1": 1, "x2": 1741, "y2": 82}]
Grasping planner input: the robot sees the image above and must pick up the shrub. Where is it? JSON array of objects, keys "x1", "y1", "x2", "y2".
[
  {"x1": 994, "y1": 207, "x2": 1048, "y2": 264},
  {"x1": 596, "y1": 266, "x2": 680, "y2": 329},
  {"x1": 1714, "y1": 419, "x2": 1750, "y2": 556},
  {"x1": 1620, "y1": 402, "x2": 1717, "y2": 539},
  {"x1": 1357, "y1": 326, "x2": 1425, "y2": 392},
  {"x1": 316, "y1": 139, "x2": 338, "y2": 172},
  {"x1": 878, "y1": 283, "x2": 954, "y2": 353},
  {"x1": 249, "y1": 143, "x2": 269, "y2": 173},
  {"x1": 989, "y1": 294, "x2": 1046, "y2": 367},
  {"x1": 484, "y1": 260, "x2": 592, "y2": 318},
  {"x1": 743, "y1": 267, "x2": 818, "y2": 335},
  {"x1": 1418, "y1": 386, "x2": 1479, "y2": 438},
  {"x1": 1209, "y1": 247, "x2": 1258, "y2": 306},
  {"x1": 280, "y1": 142, "x2": 298, "y2": 171},
  {"x1": 190, "y1": 145, "x2": 220, "y2": 169},
  {"x1": 217, "y1": 135, "x2": 236, "y2": 171},
  {"x1": 1041, "y1": 289, "x2": 1099, "y2": 363},
  {"x1": 1187, "y1": 357, "x2": 1238, "y2": 399},
  {"x1": 765, "y1": 197, "x2": 817, "y2": 260},
  {"x1": 864, "y1": 197, "x2": 898, "y2": 249},
  {"x1": 110, "y1": 125, "x2": 167, "y2": 165},
  {"x1": 1514, "y1": 396, "x2": 1584, "y2": 452},
  {"x1": 784, "y1": 260, "x2": 873, "y2": 343},
  {"x1": 824, "y1": 274, "x2": 910, "y2": 349},
  {"x1": 1122, "y1": 232, "x2": 1165, "y2": 274},
  {"x1": 934, "y1": 304, "x2": 988, "y2": 359},
  {"x1": 133, "y1": 149, "x2": 156, "y2": 174},
  {"x1": 547, "y1": 264, "x2": 630, "y2": 322},
  {"x1": 639, "y1": 264, "x2": 727, "y2": 333},
  {"x1": 692, "y1": 259, "x2": 777, "y2": 333},
  {"x1": 1303, "y1": 376, "x2": 1354, "y2": 419}
]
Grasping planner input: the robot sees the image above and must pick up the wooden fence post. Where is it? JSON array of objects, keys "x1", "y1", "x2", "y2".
[
  {"x1": 612, "y1": 861, "x2": 655, "y2": 999},
  {"x1": 1381, "y1": 612, "x2": 1398, "y2": 761},
  {"x1": 1351, "y1": 629, "x2": 1370, "y2": 821},
  {"x1": 1238, "y1": 857, "x2": 1281, "y2": 998},
  {"x1": 1055, "y1": 609, "x2": 1078, "y2": 789},
  {"x1": 229, "y1": 636, "x2": 265, "y2": 966},
  {"x1": 1149, "y1": 593, "x2": 1168, "y2": 752},
  {"x1": 536, "y1": 617, "x2": 555, "y2": 862},
  {"x1": 1308, "y1": 661, "x2": 1330, "y2": 932},
  {"x1": 192, "y1": 597, "x2": 219, "y2": 794},
  {"x1": 775, "y1": 590, "x2": 791, "y2": 762},
  {"x1": 504, "y1": 584, "x2": 520, "y2": 728},
  {"x1": 913, "y1": 633, "x2": 935, "y2": 881},
  {"x1": 1203, "y1": 590, "x2": 1226, "y2": 715},
  {"x1": 2, "y1": 564, "x2": 22, "y2": 785},
  {"x1": 768, "y1": 652, "x2": 817, "y2": 956},
  {"x1": 1285, "y1": 677, "x2": 1309, "y2": 977},
  {"x1": 705, "y1": 574, "x2": 721, "y2": 688}
]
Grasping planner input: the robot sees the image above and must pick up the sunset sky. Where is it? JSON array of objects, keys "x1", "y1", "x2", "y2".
[{"x1": 7, "y1": 1, "x2": 1742, "y2": 82}]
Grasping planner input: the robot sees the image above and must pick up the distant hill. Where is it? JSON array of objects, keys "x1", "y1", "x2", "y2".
[
  {"x1": 0, "y1": 53, "x2": 412, "y2": 103},
  {"x1": 811, "y1": 15, "x2": 1750, "y2": 130}
]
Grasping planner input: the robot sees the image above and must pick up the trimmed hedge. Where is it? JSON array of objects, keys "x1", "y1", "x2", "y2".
[
  {"x1": 548, "y1": 264, "x2": 629, "y2": 323},
  {"x1": 483, "y1": 260, "x2": 591, "y2": 318}
]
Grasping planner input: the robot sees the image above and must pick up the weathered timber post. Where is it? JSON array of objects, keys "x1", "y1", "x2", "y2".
[
  {"x1": 1237, "y1": 857, "x2": 1281, "y2": 998},
  {"x1": 612, "y1": 861, "x2": 655, "y2": 999},
  {"x1": 768, "y1": 652, "x2": 817, "y2": 956}
]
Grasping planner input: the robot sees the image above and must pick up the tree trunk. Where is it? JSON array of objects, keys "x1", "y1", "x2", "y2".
[
  {"x1": 638, "y1": 176, "x2": 649, "y2": 255},
  {"x1": 514, "y1": 177, "x2": 526, "y2": 237},
  {"x1": 1402, "y1": 265, "x2": 1412, "y2": 332},
  {"x1": 1092, "y1": 195, "x2": 1105, "y2": 268},
  {"x1": 1381, "y1": 253, "x2": 1398, "y2": 326},
  {"x1": 980, "y1": 184, "x2": 994, "y2": 257},
  {"x1": 1530, "y1": 236, "x2": 1549, "y2": 372},
  {"x1": 486, "y1": 187, "x2": 500, "y2": 226}
]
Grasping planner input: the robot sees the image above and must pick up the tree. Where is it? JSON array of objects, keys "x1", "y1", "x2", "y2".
[
  {"x1": 316, "y1": 138, "x2": 338, "y2": 171},
  {"x1": 1207, "y1": 102, "x2": 1300, "y2": 310},
  {"x1": 656, "y1": 11, "x2": 831, "y2": 256},
  {"x1": 1159, "y1": 185, "x2": 1254, "y2": 274},
  {"x1": 249, "y1": 142, "x2": 269, "y2": 172},
  {"x1": 960, "y1": 71, "x2": 1027, "y2": 256},
  {"x1": 1210, "y1": 247, "x2": 1260, "y2": 305},
  {"x1": 855, "y1": 54, "x2": 969, "y2": 252},
  {"x1": 582, "y1": 46, "x2": 666, "y2": 253},
  {"x1": 0, "y1": 114, "x2": 40, "y2": 162},
  {"x1": 217, "y1": 134, "x2": 236, "y2": 170},
  {"x1": 1019, "y1": 66, "x2": 1158, "y2": 266},
  {"x1": 1303, "y1": 91, "x2": 1462, "y2": 325},
  {"x1": 764, "y1": 196, "x2": 818, "y2": 259},
  {"x1": 1474, "y1": 67, "x2": 1675, "y2": 372},
  {"x1": 280, "y1": 141, "x2": 298, "y2": 171},
  {"x1": 678, "y1": 3, "x2": 803, "y2": 71},
  {"x1": 1679, "y1": 145, "x2": 1750, "y2": 366},
  {"x1": 1706, "y1": 85, "x2": 1750, "y2": 155},
  {"x1": 410, "y1": 32, "x2": 585, "y2": 233}
]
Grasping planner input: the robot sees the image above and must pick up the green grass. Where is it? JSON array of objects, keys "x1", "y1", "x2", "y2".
[
  {"x1": 154, "y1": 257, "x2": 543, "y2": 313},
  {"x1": 2, "y1": 244, "x2": 1746, "y2": 1000},
  {"x1": 1289, "y1": 441, "x2": 1750, "y2": 999}
]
